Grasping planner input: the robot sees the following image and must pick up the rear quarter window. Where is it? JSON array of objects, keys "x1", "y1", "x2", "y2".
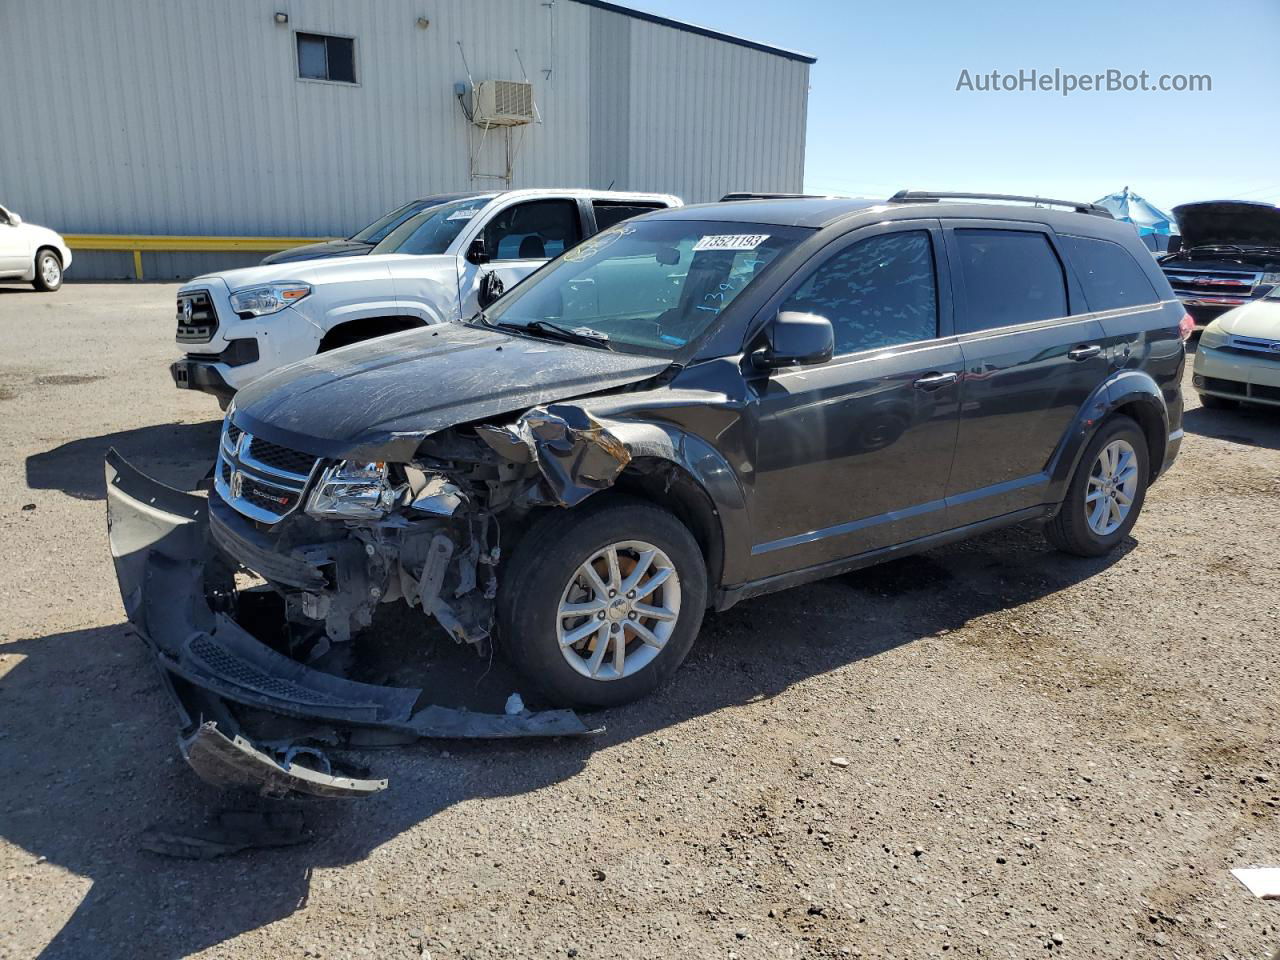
[
  {"x1": 955, "y1": 229, "x2": 1068, "y2": 332},
  {"x1": 1059, "y1": 235, "x2": 1159, "y2": 311}
]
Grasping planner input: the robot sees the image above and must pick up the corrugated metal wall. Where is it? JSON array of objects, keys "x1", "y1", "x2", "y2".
[{"x1": 0, "y1": 0, "x2": 810, "y2": 279}]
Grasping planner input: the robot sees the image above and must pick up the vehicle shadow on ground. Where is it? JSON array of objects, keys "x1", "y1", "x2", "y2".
[
  {"x1": 2, "y1": 523, "x2": 1131, "y2": 959},
  {"x1": 25, "y1": 421, "x2": 221, "y2": 500},
  {"x1": 1183, "y1": 404, "x2": 1280, "y2": 452}
]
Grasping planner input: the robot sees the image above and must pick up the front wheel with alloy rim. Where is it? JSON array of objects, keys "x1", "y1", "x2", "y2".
[
  {"x1": 32, "y1": 250, "x2": 62, "y2": 292},
  {"x1": 497, "y1": 497, "x2": 707, "y2": 708},
  {"x1": 1045, "y1": 415, "x2": 1149, "y2": 557}
]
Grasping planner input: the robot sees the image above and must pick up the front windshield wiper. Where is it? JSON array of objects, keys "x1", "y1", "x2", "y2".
[{"x1": 495, "y1": 319, "x2": 613, "y2": 350}]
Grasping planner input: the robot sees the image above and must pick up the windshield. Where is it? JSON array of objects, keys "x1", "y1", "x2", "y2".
[
  {"x1": 480, "y1": 219, "x2": 810, "y2": 355},
  {"x1": 372, "y1": 196, "x2": 492, "y2": 255},
  {"x1": 351, "y1": 200, "x2": 434, "y2": 244}
]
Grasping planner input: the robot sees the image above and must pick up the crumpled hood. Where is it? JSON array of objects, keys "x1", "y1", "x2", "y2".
[
  {"x1": 1213, "y1": 298, "x2": 1280, "y2": 339},
  {"x1": 232, "y1": 322, "x2": 671, "y2": 462},
  {"x1": 1173, "y1": 201, "x2": 1280, "y2": 251},
  {"x1": 187, "y1": 253, "x2": 457, "y2": 293}
]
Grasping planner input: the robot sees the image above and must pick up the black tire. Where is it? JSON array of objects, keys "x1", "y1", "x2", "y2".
[
  {"x1": 1197, "y1": 392, "x2": 1237, "y2": 411},
  {"x1": 32, "y1": 249, "x2": 62, "y2": 292},
  {"x1": 497, "y1": 495, "x2": 707, "y2": 709},
  {"x1": 1045, "y1": 415, "x2": 1149, "y2": 558}
]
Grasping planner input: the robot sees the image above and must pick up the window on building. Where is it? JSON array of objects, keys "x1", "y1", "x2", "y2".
[
  {"x1": 781, "y1": 231, "x2": 939, "y2": 355},
  {"x1": 954, "y1": 229, "x2": 1068, "y2": 332},
  {"x1": 592, "y1": 201, "x2": 668, "y2": 232},
  {"x1": 1059, "y1": 235, "x2": 1158, "y2": 311},
  {"x1": 483, "y1": 200, "x2": 584, "y2": 261},
  {"x1": 297, "y1": 33, "x2": 356, "y2": 84}
]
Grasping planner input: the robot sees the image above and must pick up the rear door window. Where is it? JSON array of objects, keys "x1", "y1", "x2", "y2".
[
  {"x1": 1059, "y1": 235, "x2": 1159, "y2": 310},
  {"x1": 954, "y1": 229, "x2": 1068, "y2": 332},
  {"x1": 484, "y1": 199, "x2": 584, "y2": 261},
  {"x1": 780, "y1": 230, "x2": 939, "y2": 355},
  {"x1": 592, "y1": 201, "x2": 668, "y2": 232}
]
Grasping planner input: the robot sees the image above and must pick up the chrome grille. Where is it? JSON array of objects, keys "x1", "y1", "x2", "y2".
[
  {"x1": 215, "y1": 420, "x2": 321, "y2": 523},
  {"x1": 1162, "y1": 268, "x2": 1260, "y2": 307},
  {"x1": 1225, "y1": 334, "x2": 1280, "y2": 361},
  {"x1": 177, "y1": 289, "x2": 219, "y2": 343}
]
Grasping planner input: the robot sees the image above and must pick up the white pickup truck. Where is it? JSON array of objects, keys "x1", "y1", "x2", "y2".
[{"x1": 170, "y1": 189, "x2": 680, "y2": 407}]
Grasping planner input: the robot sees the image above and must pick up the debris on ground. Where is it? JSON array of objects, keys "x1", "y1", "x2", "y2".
[{"x1": 139, "y1": 808, "x2": 311, "y2": 860}]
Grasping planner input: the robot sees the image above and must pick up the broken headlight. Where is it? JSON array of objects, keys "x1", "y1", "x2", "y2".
[{"x1": 305, "y1": 461, "x2": 403, "y2": 520}]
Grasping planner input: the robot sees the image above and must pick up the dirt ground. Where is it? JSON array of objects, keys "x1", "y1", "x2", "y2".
[{"x1": 1, "y1": 282, "x2": 1278, "y2": 960}]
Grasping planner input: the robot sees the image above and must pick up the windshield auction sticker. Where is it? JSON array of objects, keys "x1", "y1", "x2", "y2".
[
  {"x1": 446, "y1": 208, "x2": 479, "y2": 221},
  {"x1": 693, "y1": 234, "x2": 770, "y2": 252}
]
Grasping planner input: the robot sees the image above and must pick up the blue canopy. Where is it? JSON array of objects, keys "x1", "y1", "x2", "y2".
[
  {"x1": 1095, "y1": 187, "x2": 1178, "y2": 252},
  {"x1": 1095, "y1": 187, "x2": 1177, "y2": 237}
]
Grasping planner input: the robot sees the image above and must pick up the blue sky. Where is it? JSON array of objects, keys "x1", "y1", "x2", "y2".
[{"x1": 633, "y1": 0, "x2": 1280, "y2": 214}]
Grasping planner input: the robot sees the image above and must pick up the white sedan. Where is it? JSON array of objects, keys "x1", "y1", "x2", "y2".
[
  {"x1": 0, "y1": 204, "x2": 72, "y2": 291},
  {"x1": 1193, "y1": 287, "x2": 1280, "y2": 410}
]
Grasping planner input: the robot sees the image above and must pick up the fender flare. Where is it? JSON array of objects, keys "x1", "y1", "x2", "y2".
[
  {"x1": 1046, "y1": 369, "x2": 1172, "y2": 501},
  {"x1": 606, "y1": 420, "x2": 752, "y2": 587},
  {"x1": 320, "y1": 298, "x2": 445, "y2": 332}
]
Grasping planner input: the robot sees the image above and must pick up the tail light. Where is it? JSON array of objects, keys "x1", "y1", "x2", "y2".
[{"x1": 1179, "y1": 312, "x2": 1195, "y2": 341}]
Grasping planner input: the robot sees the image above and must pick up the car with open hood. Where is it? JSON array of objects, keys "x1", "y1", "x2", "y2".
[
  {"x1": 170, "y1": 188, "x2": 680, "y2": 407},
  {"x1": 1159, "y1": 200, "x2": 1280, "y2": 327},
  {"x1": 108, "y1": 191, "x2": 1186, "y2": 797}
]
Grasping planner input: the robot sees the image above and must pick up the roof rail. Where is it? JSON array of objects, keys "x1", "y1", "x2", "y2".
[
  {"x1": 888, "y1": 190, "x2": 1112, "y2": 218},
  {"x1": 719, "y1": 192, "x2": 828, "y2": 202}
]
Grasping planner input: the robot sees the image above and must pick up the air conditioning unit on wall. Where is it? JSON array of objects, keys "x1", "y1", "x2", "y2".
[{"x1": 472, "y1": 80, "x2": 535, "y2": 128}]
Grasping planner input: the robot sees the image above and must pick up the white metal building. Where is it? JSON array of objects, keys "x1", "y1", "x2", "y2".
[{"x1": 0, "y1": 0, "x2": 813, "y2": 279}]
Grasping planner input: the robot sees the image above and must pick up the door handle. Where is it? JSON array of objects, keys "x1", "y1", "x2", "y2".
[
  {"x1": 913, "y1": 371, "x2": 958, "y2": 391},
  {"x1": 1068, "y1": 344, "x2": 1102, "y2": 361}
]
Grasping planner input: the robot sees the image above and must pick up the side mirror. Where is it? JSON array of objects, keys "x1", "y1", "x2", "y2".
[
  {"x1": 1165, "y1": 234, "x2": 1182, "y2": 255},
  {"x1": 6, "y1": 213, "x2": 20, "y2": 227},
  {"x1": 477, "y1": 270, "x2": 505, "y2": 309},
  {"x1": 752, "y1": 311, "x2": 834, "y2": 371},
  {"x1": 466, "y1": 237, "x2": 490, "y2": 265}
]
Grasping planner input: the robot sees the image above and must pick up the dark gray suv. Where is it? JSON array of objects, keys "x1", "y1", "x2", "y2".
[{"x1": 107, "y1": 192, "x2": 1187, "y2": 792}]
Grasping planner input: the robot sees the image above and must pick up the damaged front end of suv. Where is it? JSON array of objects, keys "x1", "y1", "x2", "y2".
[
  {"x1": 105, "y1": 324, "x2": 691, "y2": 798},
  {"x1": 107, "y1": 213, "x2": 820, "y2": 798}
]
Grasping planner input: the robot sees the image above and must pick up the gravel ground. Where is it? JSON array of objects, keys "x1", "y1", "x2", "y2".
[{"x1": 1, "y1": 283, "x2": 1278, "y2": 960}]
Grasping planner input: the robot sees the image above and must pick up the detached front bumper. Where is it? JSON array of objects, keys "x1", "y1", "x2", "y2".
[{"x1": 104, "y1": 449, "x2": 592, "y2": 799}]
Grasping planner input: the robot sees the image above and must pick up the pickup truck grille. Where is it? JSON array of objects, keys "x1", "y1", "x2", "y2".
[
  {"x1": 215, "y1": 420, "x2": 321, "y2": 523},
  {"x1": 177, "y1": 289, "x2": 219, "y2": 343},
  {"x1": 1162, "y1": 268, "x2": 1260, "y2": 306}
]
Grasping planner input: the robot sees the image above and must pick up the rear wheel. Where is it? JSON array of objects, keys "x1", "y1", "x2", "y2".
[
  {"x1": 32, "y1": 249, "x2": 62, "y2": 292},
  {"x1": 497, "y1": 497, "x2": 706, "y2": 708},
  {"x1": 1197, "y1": 392, "x2": 1238, "y2": 411},
  {"x1": 1045, "y1": 415, "x2": 1149, "y2": 557}
]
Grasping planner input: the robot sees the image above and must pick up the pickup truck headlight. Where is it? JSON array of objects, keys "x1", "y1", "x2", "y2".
[
  {"x1": 230, "y1": 282, "x2": 311, "y2": 317},
  {"x1": 1198, "y1": 325, "x2": 1228, "y2": 350},
  {"x1": 306, "y1": 461, "x2": 403, "y2": 520},
  {"x1": 1262, "y1": 272, "x2": 1280, "y2": 285}
]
